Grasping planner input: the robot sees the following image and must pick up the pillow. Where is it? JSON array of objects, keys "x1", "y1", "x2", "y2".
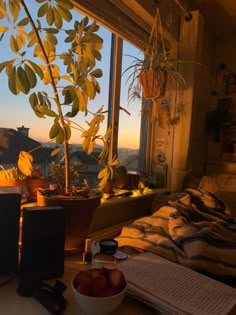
[
  {"x1": 214, "y1": 191, "x2": 236, "y2": 217},
  {"x1": 198, "y1": 174, "x2": 236, "y2": 193}
]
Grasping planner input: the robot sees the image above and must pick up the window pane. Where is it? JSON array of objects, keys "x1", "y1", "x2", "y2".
[{"x1": 119, "y1": 41, "x2": 144, "y2": 172}]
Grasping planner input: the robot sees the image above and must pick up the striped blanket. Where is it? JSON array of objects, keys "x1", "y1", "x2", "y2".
[{"x1": 116, "y1": 188, "x2": 236, "y2": 286}]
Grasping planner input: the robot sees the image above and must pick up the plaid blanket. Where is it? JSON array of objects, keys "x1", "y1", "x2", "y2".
[{"x1": 116, "y1": 188, "x2": 236, "y2": 286}]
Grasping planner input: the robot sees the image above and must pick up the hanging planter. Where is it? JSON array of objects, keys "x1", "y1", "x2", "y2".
[
  {"x1": 124, "y1": 8, "x2": 187, "y2": 102},
  {"x1": 139, "y1": 69, "x2": 167, "y2": 99}
]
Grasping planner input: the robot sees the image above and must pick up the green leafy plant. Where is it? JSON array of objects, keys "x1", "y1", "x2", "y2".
[
  {"x1": 0, "y1": 0, "x2": 118, "y2": 195},
  {"x1": 125, "y1": 50, "x2": 187, "y2": 101},
  {"x1": 48, "y1": 161, "x2": 80, "y2": 194}
]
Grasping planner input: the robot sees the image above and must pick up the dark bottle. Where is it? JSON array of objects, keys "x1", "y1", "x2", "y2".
[{"x1": 83, "y1": 238, "x2": 92, "y2": 264}]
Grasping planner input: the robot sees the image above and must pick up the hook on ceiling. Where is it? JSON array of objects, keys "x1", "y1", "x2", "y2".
[
  {"x1": 155, "y1": 0, "x2": 161, "y2": 5},
  {"x1": 155, "y1": 0, "x2": 193, "y2": 22},
  {"x1": 155, "y1": 0, "x2": 192, "y2": 21},
  {"x1": 174, "y1": 0, "x2": 192, "y2": 22}
]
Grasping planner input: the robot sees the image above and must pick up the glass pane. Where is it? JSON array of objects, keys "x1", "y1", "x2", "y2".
[
  {"x1": 119, "y1": 41, "x2": 144, "y2": 172},
  {"x1": 0, "y1": 7, "x2": 111, "y2": 189}
]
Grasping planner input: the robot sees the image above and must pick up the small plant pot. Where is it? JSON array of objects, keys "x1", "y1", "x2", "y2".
[
  {"x1": 139, "y1": 69, "x2": 167, "y2": 99},
  {"x1": 0, "y1": 180, "x2": 26, "y2": 195},
  {"x1": 103, "y1": 179, "x2": 114, "y2": 194},
  {"x1": 113, "y1": 175, "x2": 129, "y2": 189},
  {"x1": 26, "y1": 177, "x2": 48, "y2": 201}
]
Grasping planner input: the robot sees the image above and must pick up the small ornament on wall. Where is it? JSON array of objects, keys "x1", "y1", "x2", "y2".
[
  {"x1": 154, "y1": 99, "x2": 185, "y2": 129},
  {"x1": 157, "y1": 151, "x2": 166, "y2": 163}
]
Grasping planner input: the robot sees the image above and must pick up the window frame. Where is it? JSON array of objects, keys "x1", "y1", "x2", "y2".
[{"x1": 72, "y1": 1, "x2": 151, "y2": 173}]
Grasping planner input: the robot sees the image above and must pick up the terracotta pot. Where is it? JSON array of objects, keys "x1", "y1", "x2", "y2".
[
  {"x1": 103, "y1": 179, "x2": 114, "y2": 194},
  {"x1": 37, "y1": 191, "x2": 101, "y2": 252},
  {"x1": 113, "y1": 175, "x2": 129, "y2": 189},
  {"x1": 139, "y1": 69, "x2": 167, "y2": 99},
  {"x1": 26, "y1": 177, "x2": 48, "y2": 201}
]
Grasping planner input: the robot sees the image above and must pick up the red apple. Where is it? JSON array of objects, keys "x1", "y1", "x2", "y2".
[
  {"x1": 73, "y1": 270, "x2": 92, "y2": 287},
  {"x1": 101, "y1": 266, "x2": 115, "y2": 277},
  {"x1": 93, "y1": 275, "x2": 109, "y2": 289},
  {"x1": 76, "y1": 279, "x2": 94, "y2": 296},
  {"x1": 87, "y1": 268, "x2": 104, "y2": 279},
  {"x1": 108, "y1": 269, "x2": 126, "y2": 290}
]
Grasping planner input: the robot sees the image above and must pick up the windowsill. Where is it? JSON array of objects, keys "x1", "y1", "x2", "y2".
[
  {"x1": 89, "y1": 187, "x2": 169, "y2": 234},
  {"x1": 100, "y1": 187, "x2": 169, "y2": 206},
  {"x1": 21, "y1": 187, "x2": 169, "y2": 209},
  {"x1": 21, "y1": 187, "x2": 169, "y2": 245}
]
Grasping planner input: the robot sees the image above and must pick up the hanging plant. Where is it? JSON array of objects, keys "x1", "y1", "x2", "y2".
[{"x1": 124, "y1": 8, "x2": 187, "y2": 102}]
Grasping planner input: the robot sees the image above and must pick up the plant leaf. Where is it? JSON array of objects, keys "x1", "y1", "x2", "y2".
[
  {"x1": 17, "y1": 66, "x2": 30, "y2": 94},
  {"x1": 27, "y1": 60, "x2": 44, "y2": 79},
  {"x1": 24, "y1": 64, "x2": 37, "y2": 89},
  {"x1": 8, "y1": 66, "x2": 20, "y2": 95},
  {"x1": 49, "y1": 120, "x2": 60, "y2": 139},
  {"x1": 37, "y1": 2, "x2": 48, "y2": 18}
]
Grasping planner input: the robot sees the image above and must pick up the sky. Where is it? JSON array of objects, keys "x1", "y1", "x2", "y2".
[{"x1": 0, "y1": 1, "x2": 142, "y2": 149}]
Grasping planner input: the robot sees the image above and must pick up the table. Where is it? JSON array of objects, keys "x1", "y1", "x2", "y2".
[{"x1": 0, "y1": 255, "x2": 155, "y2": 315}]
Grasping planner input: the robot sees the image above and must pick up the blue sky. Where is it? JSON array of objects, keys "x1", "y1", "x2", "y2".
[{"x1": 0, "y1": 1, "x2": 142, "y2": 149}]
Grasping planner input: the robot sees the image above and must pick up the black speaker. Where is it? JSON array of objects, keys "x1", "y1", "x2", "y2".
[
  {"x1": 19, "y1": 206, "x2": 65, "y2": 281},
  {"x1": 0, "y1": 193, "x2": 21, "y2": 275}
]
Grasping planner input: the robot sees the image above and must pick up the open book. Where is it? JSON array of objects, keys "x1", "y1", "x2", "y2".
[{"x1": 117, "y1": 252, "x2": 236, "y2": 315}]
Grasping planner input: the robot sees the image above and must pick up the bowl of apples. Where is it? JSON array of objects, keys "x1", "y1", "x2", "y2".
[{"x1": 71, "y1": 266, "x2": 127, "y2": 315}]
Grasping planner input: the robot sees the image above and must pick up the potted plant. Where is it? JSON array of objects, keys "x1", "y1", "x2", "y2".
[
  {"x1": 123, "y1": 8, "x2": 187, "y2": 101},
  {"x1": 113, "y1": 165, "x2": 129, "y2": 189},
  {"x1": 0, "y1": 0, "x2": 118, "y2": 251},
  {"x1": 0, "y1": 165, "x2": 27, "y2": 195},
  {"x1": 25, "y1": 166, "x2": 48, "y2": 201}
]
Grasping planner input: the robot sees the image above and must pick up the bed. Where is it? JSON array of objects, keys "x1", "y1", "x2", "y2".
[{"x1": 115, "y1": 174, "x2": 236, "y2": 287}]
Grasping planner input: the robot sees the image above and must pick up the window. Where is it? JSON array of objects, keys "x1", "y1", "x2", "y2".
[
  {"x1": 0, "y1": 2, "x2": 147, "y2": 187},
  {"x1": 118, "y1": 41, "x2": 143, "y2": 172}
]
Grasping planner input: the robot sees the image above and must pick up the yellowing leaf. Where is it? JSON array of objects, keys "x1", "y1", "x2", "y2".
[{"x1": 87, "y1": 140, "x2": 95, "y2": 155}]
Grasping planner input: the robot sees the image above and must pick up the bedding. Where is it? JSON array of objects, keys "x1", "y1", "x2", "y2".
[{"x1": 115, "y1": 188, "x2": 236, "y2": 287}]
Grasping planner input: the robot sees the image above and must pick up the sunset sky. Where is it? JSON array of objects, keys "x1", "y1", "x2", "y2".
[{"x1": 0, "y1": 2, "x2": 142, "y2": 149}]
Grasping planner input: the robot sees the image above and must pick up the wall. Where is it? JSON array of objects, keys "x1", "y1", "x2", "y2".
[
  {"x1": 207, "y1": 34, "x2": 236, "y2": 162},
  {"x1": 186, "y1": 12, "x2": 215, "y2": 177},
  {"x1": 88, "y1": 190, "x2": 161, "y2": 234}
]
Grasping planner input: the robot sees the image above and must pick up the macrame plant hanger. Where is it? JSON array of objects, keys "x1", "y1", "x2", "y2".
[{"x1": 139, "y1": 6, "x2": 167, "y2": 100}]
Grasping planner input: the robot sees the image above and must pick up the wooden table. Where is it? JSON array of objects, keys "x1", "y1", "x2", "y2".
[{"x1": 0, "y1": 255, "x2": 155, "y2": 315}]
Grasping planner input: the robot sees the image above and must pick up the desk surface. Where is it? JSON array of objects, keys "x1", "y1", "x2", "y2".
[{"x1": 0, "y1": 256, "x2": 154, "y2": 315}]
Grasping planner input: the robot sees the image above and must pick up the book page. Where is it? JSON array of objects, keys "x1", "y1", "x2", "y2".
[{"x1": 117, "y1": 252, "x2": 236, "y2": 315}]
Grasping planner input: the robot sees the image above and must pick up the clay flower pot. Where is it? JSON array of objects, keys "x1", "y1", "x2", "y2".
[
  {"x1": 0, "y1": 179, "x2": 26, "y2": 195},
  {"x1": 139, "y1": 69, "x2": 167, "y2": 99},
  {"x1": 26, "y1": 177, "x2": 48, "y2": 201},
  {"x1": 37, "y1": 190, "x2": 101, "y2": 252}
]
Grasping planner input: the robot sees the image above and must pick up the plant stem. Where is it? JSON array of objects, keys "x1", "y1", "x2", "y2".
[{"x1": 20, "y1": 0, "x2": 70, "y2": 193}]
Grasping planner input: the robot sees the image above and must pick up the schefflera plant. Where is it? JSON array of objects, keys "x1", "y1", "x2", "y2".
[{"x1": 0, "y1": 0, "x2": 118, "y2": 194}]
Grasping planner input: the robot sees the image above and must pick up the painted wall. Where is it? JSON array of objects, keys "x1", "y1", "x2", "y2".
[
  {"x1": 207, "y1": 35, "x2": 236, "y2": 162},
  {"x1": 186, "y1": 12, "x2": 214, "y2": 177}
]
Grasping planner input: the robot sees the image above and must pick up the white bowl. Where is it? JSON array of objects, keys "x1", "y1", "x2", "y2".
[{"x1": 71, "y1": 268, "x2": 126, "y2": 315}]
